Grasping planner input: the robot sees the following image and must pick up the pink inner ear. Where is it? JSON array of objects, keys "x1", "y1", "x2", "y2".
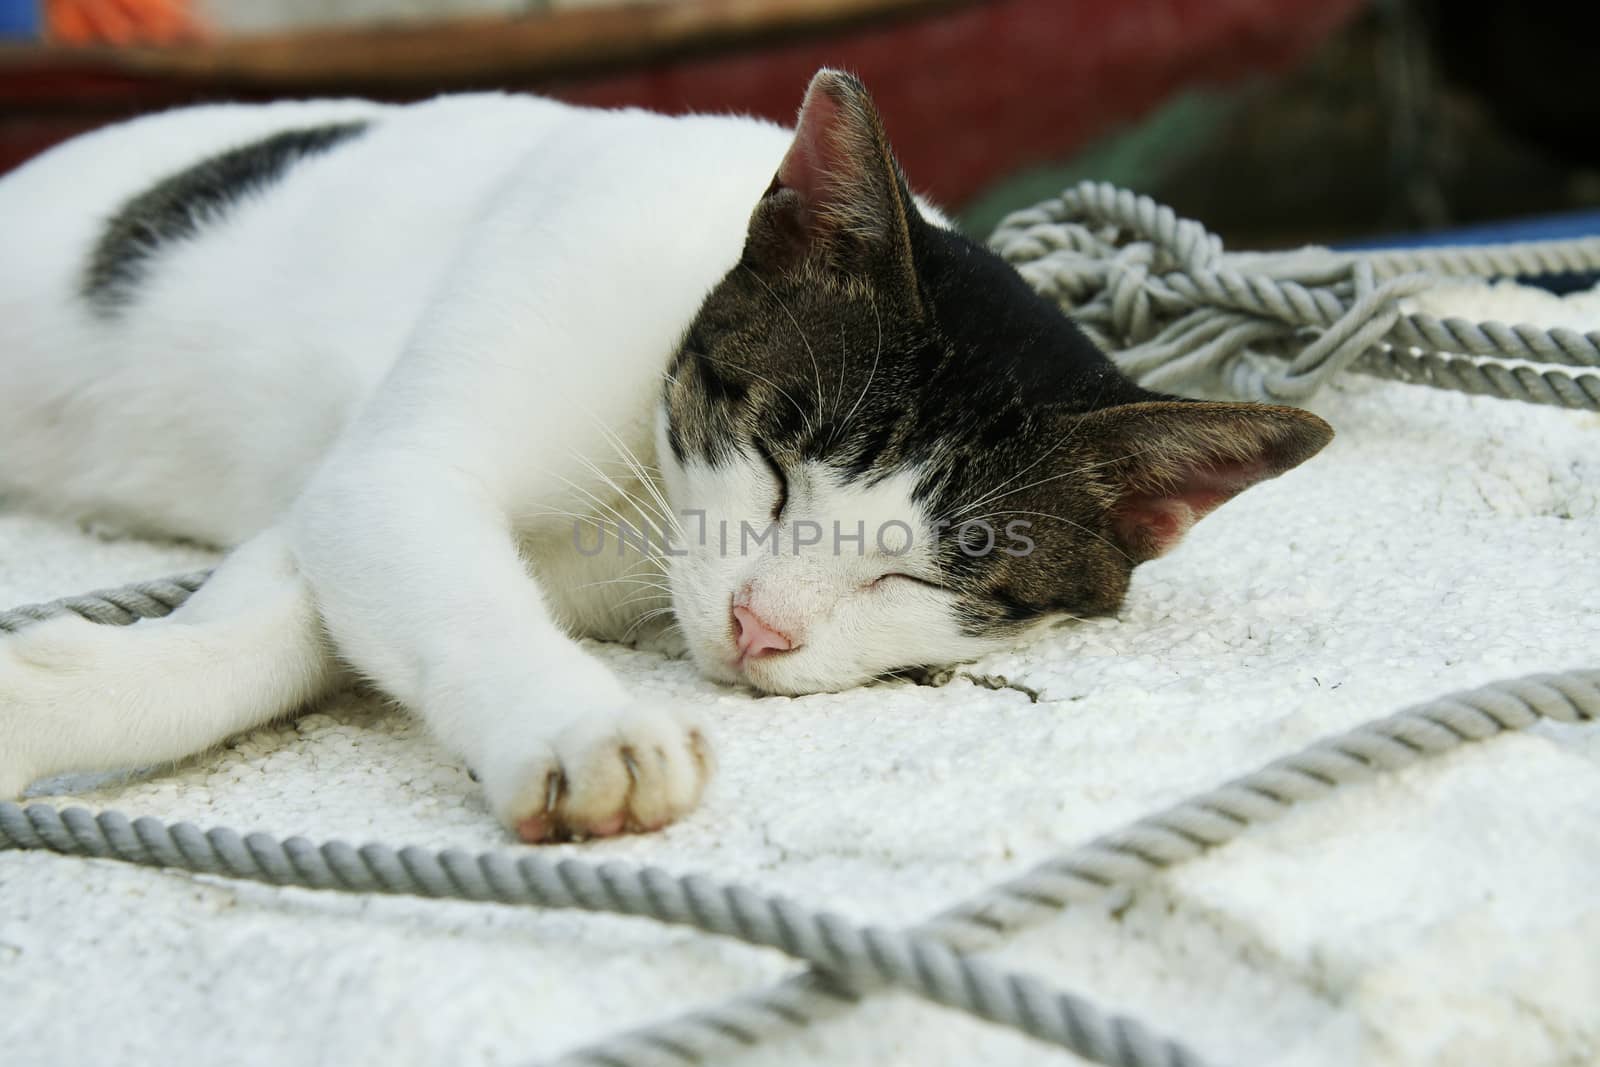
[
  {"x1": 774, "y1": 88, "x2": 850, "y2": 226},
  {"x1": 1111, "y1": 460, "x2": 1266, "y2": 560}
]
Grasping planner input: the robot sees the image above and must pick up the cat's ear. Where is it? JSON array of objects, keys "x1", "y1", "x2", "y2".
[
  {"x1": 1078, "y1": 401, "x2": 1334, "y2": 563},
  {"x1": 745, "y1": 69, "x2": 918, "y2": 281}
]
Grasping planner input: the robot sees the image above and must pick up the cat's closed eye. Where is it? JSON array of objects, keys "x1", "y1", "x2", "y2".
[
  {"x1": 869, "y1": 572, "x2": 946, "y2": 592},
  {"x1": 754, "y1": 440, "x2": 788, "y2": 521}
]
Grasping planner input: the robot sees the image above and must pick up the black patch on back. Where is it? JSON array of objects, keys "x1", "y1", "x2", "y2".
[{"x1": 83, "y1": 120, "x2": 371, "y2": 315}]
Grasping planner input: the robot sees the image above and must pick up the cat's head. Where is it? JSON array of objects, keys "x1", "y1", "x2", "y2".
[{"x1": 657, "y1": 70, "x2": 1332, "y2": 694}]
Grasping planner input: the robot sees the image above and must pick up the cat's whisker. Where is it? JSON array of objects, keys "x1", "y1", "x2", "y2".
[
  {"x1": 832, "y1": 290, "x2": 881, "y2": 449},
  {"x1": 573, "y1": 452, "x2": 679, "y2": 536},
  {"x1": 619, "y1": 547, "x2": 672, "y2": 575},
  {"x1": 557, "y1": 410, "x2": 679, "y2": 538},
  {"x1": 622, "y1": 605, "x2": 680, "y2": 642},
  {"x1": 955, "y1": 508, "x2": 1133, "y2": 563},
  {"x1": 949, "y1": 439, "x2": 1168, "y2": 524},
  {"x1": 594, "y1": 423, "x2": 684, "y2": 540},
  {"x1": 832, "y1": 320, "x2": 849, "y2": 428},
  {"x1": 555, "y1": 465, "x2": 679, "y2": 557},
  {"x1": 700, "y1": 354, "x2": 817, "y2": 442},
  {"x1": 612, "y1": 591, "x2": 676, "y2": 613},
  {"x1": 552, "y1": 473, "x2": 645, "y2": 540},
  {"x1": 576, "y1": 574, "x2": 673, "y2": 594},
  {"x1": 944, "y1": 378, "x2": 1114, "y2": 520},
  {"x1": 541, "y1": 506, "x2": 675, "y2": 578},
  {"x1": 526, "y1": 506, "x2": 611, "y2": 534}
]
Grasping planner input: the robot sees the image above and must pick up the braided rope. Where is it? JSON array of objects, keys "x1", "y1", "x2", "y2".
[
  {"x1": 0, "y1": 800, "x2": 1199, "y2": 1067},
  {"x1": 989, "y1": 181, "x2": 1600, "y2": 409},
  {"x1": 1356, "y1": 348, "x2": 1600, "y2": 408},
  {"x1": 1355, "y1": 237, "x2": 1600, "y2": 281},
  {"x1": 0, "y1": 570, "x2": 210, "y2": 633}
]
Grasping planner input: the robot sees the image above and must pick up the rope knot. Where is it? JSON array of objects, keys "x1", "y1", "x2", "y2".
[
  {"x1": 1263, "y1": 263, "x2": 1433, "y2": 402},
  {"x1": 1104, "y1": 247, "x2": 1155, "y2": 342}
]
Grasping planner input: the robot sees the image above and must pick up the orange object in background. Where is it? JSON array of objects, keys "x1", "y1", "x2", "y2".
[
  {"x1": 3, "y1": 0, "x2": 1362, "y2": 209},
  {"x1": 46, "y1": 0, "x2": 205, "y2": 45}
]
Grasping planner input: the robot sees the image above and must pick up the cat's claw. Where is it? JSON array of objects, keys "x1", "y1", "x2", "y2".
[
  {"x1": 483, "y1": 704, "x2": 713, "y2": 844},
  {"x1": 516, "y1": 813, "x2": 554, "y2": 843}
]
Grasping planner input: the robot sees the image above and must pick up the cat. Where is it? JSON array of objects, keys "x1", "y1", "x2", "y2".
[{"x1": 0, "y1": 70, "x2": 1332, "y2": 842}]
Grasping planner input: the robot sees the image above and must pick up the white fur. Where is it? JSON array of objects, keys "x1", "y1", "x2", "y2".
[
  {"x1": 658, "y1": 439, "x2": 1017, "y2": 694},
  {"x1": 0, "y1": 91, "x2": 995, "y2": 836},
  {"x1": 0, "y1": 528, "x2": 333, "y2": 797}
]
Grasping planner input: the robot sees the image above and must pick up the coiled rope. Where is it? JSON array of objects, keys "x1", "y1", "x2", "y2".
[
  {"x1": 988, "y1": 181, "x2": 1600, "y2": 409},
  {"x1": 4, "y1": 184, "x2": 1598, "y2": 1065}
]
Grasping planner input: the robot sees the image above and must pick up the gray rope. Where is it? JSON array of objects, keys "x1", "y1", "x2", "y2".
[
  {"x1": 0, "y1": 570, "x2": 211, "y2": 633},
  {"x1": 0, "y1": 798, "x2": 1200, "y2": 1067},
  {"x1": 1354, "y1": 237, "x2": 1600, "y2": 281},
  {"x1": 1355, "y1": 347, "x2": 1600, "y2": 408},
  {"x1": 549, "y1": 669, "x2": 1599, "y2": 1065},
  {"x1": 988, "y1": 181, "x2": 1600, "y2": 409}
]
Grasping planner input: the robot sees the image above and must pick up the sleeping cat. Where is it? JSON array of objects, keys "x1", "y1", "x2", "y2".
[{"x1": 0, "y1": 70, "x2": 1331, "y2": 841}]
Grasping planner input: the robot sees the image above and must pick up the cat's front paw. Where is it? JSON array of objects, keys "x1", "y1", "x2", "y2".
[{"x1": 479, "y1": 704, "x2": 713, "y2": 843}]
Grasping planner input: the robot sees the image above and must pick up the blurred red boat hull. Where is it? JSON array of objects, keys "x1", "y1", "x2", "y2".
[{"x1": 0, "y1": 0, "x2": 1363, "y2": 209}]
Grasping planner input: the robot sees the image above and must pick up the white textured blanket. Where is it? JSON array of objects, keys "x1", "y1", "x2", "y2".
[{"x1": 3, "y1": 280, "x2": 1598, "y2": 1067}]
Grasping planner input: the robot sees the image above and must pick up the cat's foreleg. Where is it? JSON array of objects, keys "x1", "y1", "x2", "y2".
[
  {"x1": 290, "y1": 454, "x2": 711, "y2": 841},
  {"x1": 0, "y1": 526, "x2": 340, "y2": 796}
]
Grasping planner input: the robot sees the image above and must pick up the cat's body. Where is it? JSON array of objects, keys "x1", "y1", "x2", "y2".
[
  {"x1": 1, "y1": 93, "x2": 779, "y2": 557},
  {"x1": 0, "y1": 73, "x2": 1333, "y2": 840}
]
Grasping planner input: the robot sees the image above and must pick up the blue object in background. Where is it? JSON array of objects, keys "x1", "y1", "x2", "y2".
[
  {"x1": 1342, "y1": 210, "x2": 1600, "y2": 251},
  {"x1": 0, "y1": 0, "x2": 40, "y2": 39},
  {"x1": 1342, "y1": 210, "x2": 1600, "y2": 295}
]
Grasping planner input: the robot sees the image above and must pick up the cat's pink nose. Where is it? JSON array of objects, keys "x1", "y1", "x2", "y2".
[{"x1": 732, "y1": 604, "x2": 794, "y2": 660}]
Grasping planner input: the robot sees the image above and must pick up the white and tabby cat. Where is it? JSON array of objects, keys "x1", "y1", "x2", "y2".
[{"x1": 0, "y1": 71, "x2": 1331, "y2": 841}]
